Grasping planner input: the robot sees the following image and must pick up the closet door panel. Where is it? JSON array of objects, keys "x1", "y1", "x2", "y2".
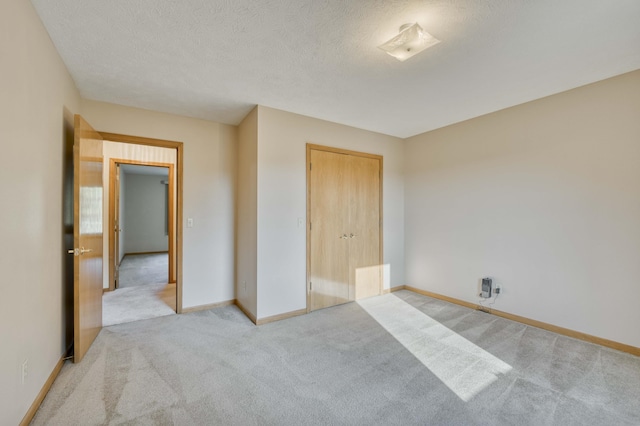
[
  {"x1": 349, "y1": 155, "x2": 381, "y2": 300},
  {"x1": 309, "y1": 150, "x2": 350, "y2": 311}
]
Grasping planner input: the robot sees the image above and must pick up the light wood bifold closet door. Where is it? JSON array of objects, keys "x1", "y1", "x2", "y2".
[
  {"x1": 349, "y1": 155, "x2": 381, "y2": 300},
  {"x1": 308, "y1": 145, "x2": 382, "y2": 312}
]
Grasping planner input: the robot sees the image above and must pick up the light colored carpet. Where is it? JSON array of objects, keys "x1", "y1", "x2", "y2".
[
  {"x1": 103, "y1": 253, "x2": 175, "y2": 326},
  {"x1": 358, "y1": 294, "x2": 511, "y2": 401},
  {"x1": 102, "y1": 283, "x2": 176, "y2": 326},
  {"x1": 118, "y1": 253, "x2": 169, "y2": 288},
  {"x1": 34, "y1": 290, "x2": 640, "y2": 425}
]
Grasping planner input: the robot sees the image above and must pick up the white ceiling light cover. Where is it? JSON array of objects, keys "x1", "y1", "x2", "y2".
[{"x1": 378, "y1": 23, "x2": 441, "y2": 62}]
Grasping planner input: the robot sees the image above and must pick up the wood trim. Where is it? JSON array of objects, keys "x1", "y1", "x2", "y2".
[
  {"x1": 99, "y1": 132, "x2": 181, "y2": 149},
  {"x1": 404, "y1": 286, "x2": 478, "y2": 310},
  {"x1": 99, "y1": 132, "x2": 184, "y2": 313},
  {"x1": 306, "y1": 143, "x2": 384, "y2": 313},
  {"x1": 306, "y1": 143, "x2": 383, "y2": 160},
  {"x1": 378, "y1": 157, "x2": 384, "y2": 297},
  {"x1": 178, "y1": 299, "x2": 303, "y2": 327},
  {"x1": 108, "y1": 160, "x2": 117, "y2": 291},
  {"x1": 306, "y1": 145, "x2": 311, "y2": 313},
  {"x1": 168, "y1": 164, "x2": 175, "y2": 284},
  {"x1": 403, "y1": 286, "x2": 640, "y2": 357},
  {"x1": 176, "y1": 143, "x2": 183, "y2": 314},
  {"x1": 182, "y1": 299, "x2": 236, "y2": 314},
  {"x1": 114, "y1": 162, "x2": 120, "y2": 288},
  {"x1": 384, "y1": 285, "x2": 406, "y2": 294},
  {"x1": 108, "y1": 158, "x2": 174, "y2": 293},
  {"x1": 235, "y1": 300, "x2": 257, "y2": 324},
  {"x1": 492, "y1": 309, "x2": 640, "y2": 356},
  {"x1": 19, "y1": 355, "x2": 66, "y2": 426},
  {"x1": 256, "y1": 308, "x2": 307, "y2": 326},
  {"x1": 80, "y1": 156, "x2": 104, "y2": 163},
  {"x1": 123, "y1": 251, "x2": 169, "y2": 256}
]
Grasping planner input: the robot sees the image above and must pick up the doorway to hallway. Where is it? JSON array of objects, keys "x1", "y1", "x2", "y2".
[
  {"x1": 103, "y1": 253, "x2": 175, "y2": 326},
  {"x1": 104, "y1": 161, "x2": 176, "y2": 326},
  {"x1": 100, "y1": 132, "x2": 184, "y2": 328}
]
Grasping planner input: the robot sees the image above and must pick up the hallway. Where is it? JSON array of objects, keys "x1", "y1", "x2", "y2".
[{"x1": 103, "y1": 253, "x2": 176, "y2": 326}]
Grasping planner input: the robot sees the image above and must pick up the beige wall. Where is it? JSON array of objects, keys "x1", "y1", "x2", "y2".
[
  {"x1": 255, "y1": 106, "x2": 405, "y2": 319},
  {"x1": 2, "y1": 1, "x2": 638, "y2": 421},
  {"x1": 0, "y1": 0, "x2": 81, "y2": 423},
  {"x1": 236, "y1": 108, "x2": 258, "y2": 318},
  {"x1": 405, "y1": 70, "x2": 640, "y2": 347},
  {"x1": 82, "y1": 99, "x2": 237, "y2": 309},
  {"x1": 121, "y1": 174, "x2": 169, "y2": 253}
]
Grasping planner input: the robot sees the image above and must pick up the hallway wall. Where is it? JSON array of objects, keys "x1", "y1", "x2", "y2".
[
  {"x1": 82, "y1": 99, "x2": 237, "y2": 309},
  {"x1": 123, "y1": 173, "x2": 169, "y2": 254}
]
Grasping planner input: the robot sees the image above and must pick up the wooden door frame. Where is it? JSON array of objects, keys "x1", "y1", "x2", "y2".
[
  {"x1": 101, "y1": 132, "x2": 184, "y2": 314},
  {"x1": 108, "y1": 158, "x2": 175, "y2": 290},
  {"x1": 306, "y1": 143, "x2": 384, "y2": 313},
  {"x1": 114, "y1": 163, "x2": 121, "y2": 286}
]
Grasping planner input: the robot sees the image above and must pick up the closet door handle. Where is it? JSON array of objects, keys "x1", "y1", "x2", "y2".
[
  {"x1": 339, "y1": 234, "x2": 348, "y2": 239},
  {"x1": 349, "y1": 233, "x2": 357, "y2": 239}
]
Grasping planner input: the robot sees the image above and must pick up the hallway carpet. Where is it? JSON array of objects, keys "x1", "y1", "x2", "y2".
[
  {"x1": 33, "y1": 291, "x2": 640, "y2": 425},
  {"x1": 103, "y1": 253, "x2": 175, "y2": 326},
  {"x1": 118, "y1": 253, "x2": 169, "y2": 288}
]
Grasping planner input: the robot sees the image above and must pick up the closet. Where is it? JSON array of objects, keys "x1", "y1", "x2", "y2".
[{"x1": 307, "y1": 144, "x2": 382, "y2": 311}]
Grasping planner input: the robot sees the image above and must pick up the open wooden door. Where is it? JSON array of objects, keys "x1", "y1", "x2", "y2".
[{"x1": 72, "y1": 115, "x2": 104, "y2": 363}]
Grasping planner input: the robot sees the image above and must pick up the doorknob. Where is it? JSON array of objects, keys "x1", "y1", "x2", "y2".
[
  {"x1": 349, "y1": 233, "x2": 357, "y2": 239},
  {"x1": 67, "y1": 247, "x2": 92, "y2": 256},
  {"x1": 339, "y1": 234, "x2": 348, "y2": 239}
]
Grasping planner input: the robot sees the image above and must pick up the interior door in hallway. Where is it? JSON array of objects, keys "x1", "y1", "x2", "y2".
[
  {"x1": 72, "y1": 115, "x2": 104, "y2": 363},
  {"x1": 308, "y1": 145, "x2": 382, "y2": 312}
]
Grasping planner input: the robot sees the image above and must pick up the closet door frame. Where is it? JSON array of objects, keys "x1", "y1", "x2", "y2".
[{"x1": 306, "y1": 143, "x2": 383, "y2": 313}]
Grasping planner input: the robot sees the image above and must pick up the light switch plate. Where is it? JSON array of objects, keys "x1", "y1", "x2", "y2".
[{"x1": 187, "y1": 218, "x2": 194, "y2": 228}]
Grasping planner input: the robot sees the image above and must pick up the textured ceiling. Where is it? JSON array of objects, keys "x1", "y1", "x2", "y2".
[{"x1": 32, "y1": 0, "x2": 640, "y2": 138}]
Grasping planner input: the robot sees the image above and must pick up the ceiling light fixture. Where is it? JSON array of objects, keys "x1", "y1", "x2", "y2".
[{"x1": 378, "y1": 23, "x2": 440, "y2": 62}]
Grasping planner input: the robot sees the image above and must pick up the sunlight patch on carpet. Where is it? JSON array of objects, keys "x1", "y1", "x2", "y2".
[{"x1": 358, "y1": 294, "x2": 511, "y2": 401}]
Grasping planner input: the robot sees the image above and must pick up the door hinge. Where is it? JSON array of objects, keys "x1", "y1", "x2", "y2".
[
  {"x1": 310, "y1": 282, "x2": 312, "y2": 291},
  {"x1": 310, "y1": 163, "x2": 312, "y2": 171},
  {"x1": 310, "y1": 222, "x2": 312, "y2": 230}
]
